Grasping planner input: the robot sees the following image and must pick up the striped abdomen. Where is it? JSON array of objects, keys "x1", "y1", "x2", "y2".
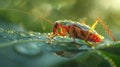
[{"x1": 67, "y1": 25, "x2": 102, "y2": 43}]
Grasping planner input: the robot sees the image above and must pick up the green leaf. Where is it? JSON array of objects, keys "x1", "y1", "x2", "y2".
[
  {"x1": 0, "y1": 28, "x2": 120, "y2": 67},
  {"x1": 98, "y1": 42, "x2": 120, "y2": 56}
]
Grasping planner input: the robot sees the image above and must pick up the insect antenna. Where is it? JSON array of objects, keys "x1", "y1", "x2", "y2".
[
  {"x1": 0, "y1": 8, "x2": 54, "y2": 25},
  {"x1": 39, "y1": 16, "x2": 54, "y2": 25}
]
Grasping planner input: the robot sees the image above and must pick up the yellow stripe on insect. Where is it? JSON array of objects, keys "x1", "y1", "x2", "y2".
[{"x1": 89, "y1": 20, "x2": 99, "y2": 32}]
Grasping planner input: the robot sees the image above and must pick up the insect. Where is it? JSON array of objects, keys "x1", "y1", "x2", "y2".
[
  {"x1": 49, "y1": 18, "x2": 116, "y2": 46},
  {"x1": 1, "y1": 8, "x2": 116, "y2": 46}
]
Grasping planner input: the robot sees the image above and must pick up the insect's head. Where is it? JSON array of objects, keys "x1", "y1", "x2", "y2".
[{"x1": 53, "y1": 21, "x2": 69, "y2": 36}]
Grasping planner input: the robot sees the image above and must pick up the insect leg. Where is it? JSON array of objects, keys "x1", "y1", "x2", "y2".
[
  {"x1": 68, "y1": 26, "x2": 76, "y2": 42},
  {"x1": 97, "y1": 18, "x2": 116, "y2": 41},
  {"x1": 88, "y1": 18, "x2": 116, "y2": 42},
  {"x1": 85, "y1": 41, "x2": 95, "y2": 48}
]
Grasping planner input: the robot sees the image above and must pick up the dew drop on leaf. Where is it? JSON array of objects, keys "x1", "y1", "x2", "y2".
[{"x1": 14, "y1": 42, "x2": 42, "y2": 56}]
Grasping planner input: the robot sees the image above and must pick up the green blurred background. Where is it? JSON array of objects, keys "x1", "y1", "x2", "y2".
[
  {"x1": 0, "y1": 0, "x2": 120, "y2": 38},
  {"x1": 0, "y1": 0, "x2": 120, "y2": 67}
]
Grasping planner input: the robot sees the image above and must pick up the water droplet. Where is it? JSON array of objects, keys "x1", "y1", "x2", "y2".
[
  {"x1": 38, "y1": 36, "x2": 41, "y2": 38},
  {"x1": 7, "y1": 30, "x2": 14, "y2": 34},
  {"x1": 0, "y1": 28, "x2": 4, "y2": 32},
  {"x1": 14, "y1": 42, "x2": 42, "y2": 56},
  {"x1": 29, "y1": 32, "x2": 35, "y2": 36},
  {"x1": 48, "y1": 33, "x2": 52, "y2": 35},
  {"x1": 20, "y1": 33, "x2": 26, "y2": 37},
  {"x1": 38, "y1": 33, "x2": 41, "y2": 35}
]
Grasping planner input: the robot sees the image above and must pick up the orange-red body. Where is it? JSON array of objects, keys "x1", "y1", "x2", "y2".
[{"x1": 52, "y1": 20, "x2": 104, "y2": 43}]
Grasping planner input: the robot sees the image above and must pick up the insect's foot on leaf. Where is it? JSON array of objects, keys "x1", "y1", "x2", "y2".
[{"x1": 46, "y1": 32, "x2": 61, "y2": 44}]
